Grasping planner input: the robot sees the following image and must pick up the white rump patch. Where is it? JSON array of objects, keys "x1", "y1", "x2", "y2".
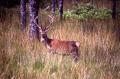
[{"x1": 75, "y1": 42, "x2": 80, "y2": 47}]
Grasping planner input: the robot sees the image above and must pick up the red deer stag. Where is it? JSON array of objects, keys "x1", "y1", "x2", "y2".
[{"x1": 34, "y1": 15, "x2": 80, "y2": 62}]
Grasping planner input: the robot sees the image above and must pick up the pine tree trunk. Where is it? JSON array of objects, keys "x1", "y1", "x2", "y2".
[
  {"x1": 59, "y1": 0, "x2": 63, "y2": 20},
  {"x1": 52, "y1": 0, "x2": 56, "y2": 15},
  {"x1": 29, "y1": 0, "x2": 40, "y2": 40},
  {"x1": 20, "y1": 0, "x2": 26, "y2": 31}
]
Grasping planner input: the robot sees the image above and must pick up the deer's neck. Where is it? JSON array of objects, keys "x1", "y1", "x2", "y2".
[{"x1": 41, "y1": 36, "x2": 52, "y2": 48}]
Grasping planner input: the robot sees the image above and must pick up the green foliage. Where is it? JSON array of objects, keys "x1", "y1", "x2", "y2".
[
  {"x1": 64, "y1": 4, "x2": 112, "y2": 20},
  {"x1": 94, "y1": 9, "x2": 112, "y2": 19}
]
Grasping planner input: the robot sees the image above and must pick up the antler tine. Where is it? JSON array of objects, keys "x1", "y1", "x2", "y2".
[
  {"x1": 45, "y1": 15, "x2": 54, "y2": 31},
  {"x1": 43, "y1": 6, "x2": 50, "y2": 11},
  {"x1": 33, "y1": 16, "x2": 42, "y2": 32}
]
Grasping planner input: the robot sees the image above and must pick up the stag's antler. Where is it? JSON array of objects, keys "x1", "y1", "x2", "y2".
[
  {"x1": 45, "y1": 15, "x2": 54, "y2": 32},
  {"x1": 33, "y1": 16, "x2": 43, "y2": 33},
  {"x1": 43, "y1": 6, "x2": 50, "y2": 11},
  {"x1": 33, "y1": 15, "x2": 54, "y2": 33}
]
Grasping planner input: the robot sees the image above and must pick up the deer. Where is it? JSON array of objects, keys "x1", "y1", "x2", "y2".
[{"x1": 33, "y1": 15, "x2": 80, "y2": 62}]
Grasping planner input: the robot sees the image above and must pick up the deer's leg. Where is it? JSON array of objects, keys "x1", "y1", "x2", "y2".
[
  {"x1": 48, "y1": 49, "x2": 52, "y2": 53},
  {"x1": 48, "y1": 49, "x2": 56, "y2": 54},
  {"x1": 70, "y1": 47, "x2": 79, "y2": 62},
  {"x1": 71, "y1": 52, "x2": 79, "y2": 62}
]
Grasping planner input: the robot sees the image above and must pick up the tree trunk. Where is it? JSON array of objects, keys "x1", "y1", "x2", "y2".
[
  {"x1": 29, "y1": 0, "x2": 40, "y2": 40},
  {"x1": 59, "y1": 0, "x2": 63, "y2": 20},
  {"x1": 112, "y1": 0, "x2": 116, "y2": 19},
  {"x1": 52, "y1": 0, "x2": 56, "y2": 15},
  {"x1": 20, "y1": 0, "x2": 26, "y2": 31}
]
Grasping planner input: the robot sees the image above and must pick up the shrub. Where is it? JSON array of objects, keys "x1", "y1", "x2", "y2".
[{"x1": 63, "y1": 4, "x2": 112, "y2": 20}]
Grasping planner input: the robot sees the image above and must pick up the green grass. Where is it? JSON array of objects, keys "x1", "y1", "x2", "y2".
[{"x1": 0, "y1": 7, "x2": 120, "y2": 79}]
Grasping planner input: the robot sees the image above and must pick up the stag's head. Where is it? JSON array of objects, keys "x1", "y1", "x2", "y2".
[{"x1": 34, "y1": 15, "x2": 54, "y2": 42}]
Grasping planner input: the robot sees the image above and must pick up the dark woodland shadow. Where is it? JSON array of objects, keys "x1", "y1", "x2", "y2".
[
  {"x1": 0, "y1": 8, "x2": 6, "y2": 22},
  {"x1": 0, "y1": 0, "x2": 20, "y2": 8}
]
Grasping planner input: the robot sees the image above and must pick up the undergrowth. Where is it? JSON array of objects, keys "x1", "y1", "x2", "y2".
[{"x1": 64, "y1": 4, "x2": 112, "y2": 20}]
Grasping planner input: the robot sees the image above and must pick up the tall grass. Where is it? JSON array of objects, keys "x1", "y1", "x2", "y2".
[{"x1": 0, "y1": 7, "x2": 120, "y2": 79}]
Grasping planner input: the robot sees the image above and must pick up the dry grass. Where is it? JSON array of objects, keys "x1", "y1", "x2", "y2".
[{"x1": 0, "y1": 8, "x2": 120, "y2": 79}]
